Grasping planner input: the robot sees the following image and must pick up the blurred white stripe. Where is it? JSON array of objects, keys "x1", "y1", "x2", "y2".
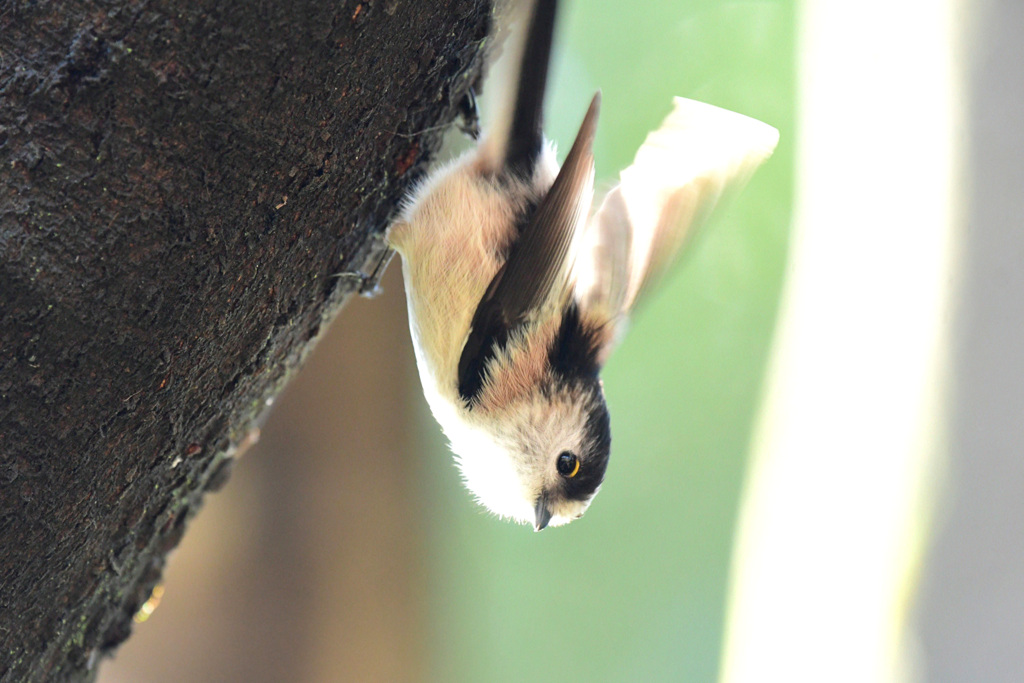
[{"x1": 721, "y1": 1, "x2": 965, "y2": 681}]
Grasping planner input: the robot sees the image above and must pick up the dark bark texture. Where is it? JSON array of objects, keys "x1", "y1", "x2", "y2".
[{"x1": 0, "y1": 1, "x2": 491, "y2": 679}]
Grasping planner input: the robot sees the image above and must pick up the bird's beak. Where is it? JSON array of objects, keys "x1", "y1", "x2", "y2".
[{"x1": 534, "y1": 494, "x2": 552, "y2": 532}]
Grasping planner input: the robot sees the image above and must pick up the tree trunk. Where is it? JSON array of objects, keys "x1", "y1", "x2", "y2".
[{"x1": 0, "y1": 1, "x2": 491, "y2": 680}]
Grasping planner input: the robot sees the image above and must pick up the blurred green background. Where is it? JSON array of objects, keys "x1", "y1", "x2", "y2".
[{"x1": 103, "y1": 1, "x2": 795, "y2": 681}]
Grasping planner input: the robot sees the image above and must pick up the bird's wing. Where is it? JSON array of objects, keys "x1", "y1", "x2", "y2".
[
  {"x1": 457, "y1": 94, "x2": 600, "y2": 402},
  {"x1": 573, "y1": 97, "x2": 779, "y2": 361}
]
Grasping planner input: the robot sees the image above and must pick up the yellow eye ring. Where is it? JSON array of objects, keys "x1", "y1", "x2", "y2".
[{"x1": 556, "y1": 451, "x2": 580, "y2": 478}]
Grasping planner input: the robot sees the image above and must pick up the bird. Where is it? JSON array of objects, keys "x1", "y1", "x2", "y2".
[{"x1": 385, "y1": 0, "x2": 778, "y2": 530}]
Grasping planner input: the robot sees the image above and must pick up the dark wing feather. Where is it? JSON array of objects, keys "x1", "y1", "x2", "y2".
[{"x1": 458, "y1": 94, "x2": 601, "y2": 402}]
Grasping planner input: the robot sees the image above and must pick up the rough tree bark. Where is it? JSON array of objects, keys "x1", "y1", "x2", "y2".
[{"x1": 0, "y1": 1, "x2": 492, "y2": 680}]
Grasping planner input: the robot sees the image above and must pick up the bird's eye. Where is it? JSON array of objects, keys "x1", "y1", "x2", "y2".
[{"x1": 556, "y1": 451, "x2": 580, "y2": 478}]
